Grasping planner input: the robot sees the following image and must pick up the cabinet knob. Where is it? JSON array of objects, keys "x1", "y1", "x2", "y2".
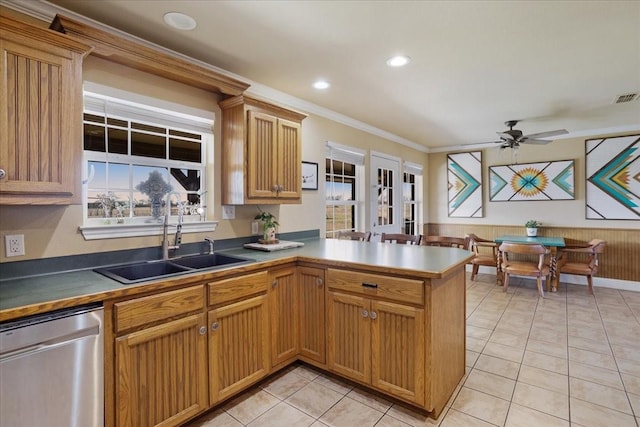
[
  {"x1": 0, "y1": 169, "x2": 5, "y2": 180},
  {"x1": 369, "y1": 311, "x2": 378, "y2": 320},
  {"x1": 272, "y1": 280, "x2": 278, "y2": 288},
  {"x1": 199, "y1": 326, "x2": 207, "y2": 335},
  {"x1": 211, "y1": 322, "x2": 219, "y2": 331},
  {"x1": 362, "y1": 309, "x2": 369, "y2": 318},
  {"x1": 272, "y1": 185, "x2": 280, "y2": 193},
  {"x1": 316, "y1": 278, "x2": 323, "y2": 286}
]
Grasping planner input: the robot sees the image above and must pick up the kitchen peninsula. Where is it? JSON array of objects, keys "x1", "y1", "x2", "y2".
[{"x1": 0, "y1": 239, "x2": 472, "y2": 424}]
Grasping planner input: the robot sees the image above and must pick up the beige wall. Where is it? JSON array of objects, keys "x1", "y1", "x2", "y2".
[
  {"x1": 427, "y1": 132, "x2": 638, "y2": 229},
  {"x1": 0, "y1": 55, "x2": 427, "y2": 262}
]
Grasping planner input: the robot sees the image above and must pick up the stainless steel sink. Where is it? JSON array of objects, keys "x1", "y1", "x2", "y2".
[
  {"x1": 171, "y1": 253, "x2": 253, "y2": 269},
  {"x1": 94, "y1": 253, "x2": 254, "y2": 284}
]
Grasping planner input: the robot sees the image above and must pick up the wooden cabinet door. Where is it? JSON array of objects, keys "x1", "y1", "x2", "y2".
[
  {"x1": 298, "y1": 267, "x2": 326, "y2": 364},
  {"x1": 115, "y1": 313, "x2": 208, "y2": 427},
  {"x1": 247, "y1": 111, "x2": 278, "y2": 200},
  {"x1": 0, "y1": 34, "x2": 84, "y2": 204},
  {"x1": 208, "y1": 294, "x2": 270, "y2": 405},
  {"x1": 326, "y1": 291, "x2": 370, "y2": 383},
  {"x1": 370, "y1": 300, "x2": 425, "y2": 405},
  {"x1": 269, "y1": 266, "x2": 299, "y2": 368},
  {"x1": 276, "y1": 118, "x2": 302, "y2": 199}
]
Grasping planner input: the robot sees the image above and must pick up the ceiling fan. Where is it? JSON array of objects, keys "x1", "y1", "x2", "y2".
[{"x1": 491, "y1": 120, "x2": 568, "y2": 149}]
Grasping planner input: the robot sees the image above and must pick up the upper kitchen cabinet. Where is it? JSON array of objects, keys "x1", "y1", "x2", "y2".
[
  {"x1": 0, "y1": 15, "x2": 91, "y2": 204},
  {"x1": 219, "y1": 95, "x2": 307, "y2": 205}
]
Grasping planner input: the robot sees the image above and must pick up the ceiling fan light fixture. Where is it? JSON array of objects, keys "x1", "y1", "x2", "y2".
[
  {"x1": 163, "y1": 12, "x2": 197, "y2": 31},
  {"x1": 386, "y1": 55, "x2": 411, "y2": 67}
]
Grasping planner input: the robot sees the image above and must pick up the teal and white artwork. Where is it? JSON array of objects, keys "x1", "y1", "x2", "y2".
[
  {"x1": 447, "y1": 151, "x2": 482, "y2": 217},
  {"x1": 586, "y1": 134, "x2": 640, "y2": 220},
  {"x1": 489, "y1": 160, "x2": 575, "y2": 201}
]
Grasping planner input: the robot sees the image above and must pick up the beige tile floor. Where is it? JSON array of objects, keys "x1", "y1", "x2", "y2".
[{"x1": 185, "y1": 272, "x2": 640, "y2": 427}]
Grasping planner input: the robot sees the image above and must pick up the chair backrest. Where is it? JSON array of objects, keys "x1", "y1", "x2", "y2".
[
  {"x1": 466, "y1": 233, "x2": 498, "y2": 256},
  {"x1": 380, "y1": 233, "x2": 421, "y2": 245},
  {"x1": 586, "y1": 239, "x2": 606, "y2": 271},
  {"x1": 337, "y1": 231, "x2": 372, "y2": 242},
  {"x1": 588, "y1": 239, "x2": 606, "y2": 254},
  {"x1": 422, "y1": 235, "x2": 468, "y2": 249},
  {"x1": 499, "y1": 242, "x2": 550, "y2": 270}
]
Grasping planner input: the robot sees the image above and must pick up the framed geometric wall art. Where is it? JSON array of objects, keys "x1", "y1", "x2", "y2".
[
  {"x1": 447, "y1": 151, "x2": 483, "y2": 217},
  {"x1": 586, "y1": 134, "x2": 640, "y2": 220},
  {"x1": 489, "y1": 160, "x2": 575, "y2": 201}
]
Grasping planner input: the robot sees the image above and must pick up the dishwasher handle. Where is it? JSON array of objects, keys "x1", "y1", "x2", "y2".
[{"x1": 0, "y1": 324, "x2": 100, "y2": 363}]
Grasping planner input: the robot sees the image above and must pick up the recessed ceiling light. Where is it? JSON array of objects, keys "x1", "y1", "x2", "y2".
[
  {"x1": 313, "y1": 80, "x2": 330, "y2": 90},
  {"x1": 163, "y1": 12, "x2": 197, "y2": 31},
  {"x1": 386, "y1": 55, "x2": 411, "y2": 67}
]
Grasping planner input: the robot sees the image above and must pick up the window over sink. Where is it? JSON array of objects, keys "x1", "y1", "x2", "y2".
[{"x1": 80, "y1": 84, "x2": 216, "y2": 240}]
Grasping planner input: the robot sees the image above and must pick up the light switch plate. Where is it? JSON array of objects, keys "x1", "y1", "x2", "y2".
[{"x1": 221, "y1": 205, "x2": 235, "y2": 220}]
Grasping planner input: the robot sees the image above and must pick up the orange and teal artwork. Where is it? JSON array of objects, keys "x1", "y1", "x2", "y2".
[
  {"x1": 448, "y1": 151, "x2": 483, "y2": 217},
  {"x1": 490, "y1": 160, "x2": 574, "y2": 201},
  {"x1": 586, "y1": 134, "x2": 639, "y2": 220}
]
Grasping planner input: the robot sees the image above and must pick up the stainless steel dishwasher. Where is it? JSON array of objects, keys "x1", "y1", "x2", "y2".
[{"x1": 0, "y1": 303, "x2": 104, "y2": 427}]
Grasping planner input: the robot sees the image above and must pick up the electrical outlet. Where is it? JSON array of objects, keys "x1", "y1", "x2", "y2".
[
  {"x1": 221, "y1": 205, "x2": 235, "y2": 220},
  {"x1": 5, "y1": 234, "x2": 25, "y2": 257},
  {"x1": 251, "y1": 221, "x2": 259, "y2": 235}
]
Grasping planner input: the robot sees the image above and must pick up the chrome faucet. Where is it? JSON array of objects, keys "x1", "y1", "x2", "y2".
[
  {"x1": 204, "y1": 237, "x2": 214, "y2": 254},
  {"x1": 162, "y1": 191, "x2": 183, "y2": 260}
]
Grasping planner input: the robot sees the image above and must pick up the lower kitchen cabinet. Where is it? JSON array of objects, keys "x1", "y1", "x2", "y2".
[
  {"x1": 207, "y1": 272, "x2": 270, "y2": 405},
  {"x1": 327, "y1": 291, "x2": 370, "y2": 383},
  {"x1": 103, "y1": 257, "x2": 464, "y2": 424},
  {"x1": 112, "y1": 286, "x2": 208, "y2": 427},
  {"x1": 297, "y1": 266, "x2": 326, "y2": 364},
  {"x1": 269, "y1": 265, "x2": 299, "y2": 368},
  {"x1": 326, "y1": 269, "x2": 426, "y2": 406},
  {"x1": 370, "y1": 299, "x2": 424, "y2": 405}
]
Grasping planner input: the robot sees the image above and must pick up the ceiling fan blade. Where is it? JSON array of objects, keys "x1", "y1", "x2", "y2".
[
  {"x1": 522, "y1": 129, "x2": 568, "y2": 139},
  {"x1": 520, "y1": 138, "x2": 552, "y2": 145}
]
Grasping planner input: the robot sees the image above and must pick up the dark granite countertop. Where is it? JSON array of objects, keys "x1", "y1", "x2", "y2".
[{"x1": 0, "y1": 239, "x2": 472, "y2": 322}]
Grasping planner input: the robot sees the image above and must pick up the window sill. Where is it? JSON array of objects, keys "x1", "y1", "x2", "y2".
[{"x1": 79, "y1": 221, "x2": 218, "y2": 240}]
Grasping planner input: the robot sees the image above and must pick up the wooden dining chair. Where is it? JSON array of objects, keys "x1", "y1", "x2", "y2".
[
  {"x1": 558, "y1": 239, "x2": 606, "y2": 295},
  {"x1": 421, "y1": 235, "x2": 468, "y2": 249},
  {"x1": 336, "y1": 230, "x2": 372, "y2": 242},
  {"x1": 498, "y1": 242, "x2": 551, "y2": 298},
  {"x1": 466, "y1": 233, "x2": 499, "y2": 282},
  {"x1": 380, "y1": 233, "x2": 421, "y2": 245}
]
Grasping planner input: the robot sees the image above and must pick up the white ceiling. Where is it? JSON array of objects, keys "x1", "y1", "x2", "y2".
[{"x1": 23, "y1": 0, "x2": 640, "y2": 150}]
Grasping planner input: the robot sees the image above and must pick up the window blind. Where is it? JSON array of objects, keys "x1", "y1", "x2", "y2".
[{"x1": 326, "y1": 141, "x2": 366, "y2": 166}]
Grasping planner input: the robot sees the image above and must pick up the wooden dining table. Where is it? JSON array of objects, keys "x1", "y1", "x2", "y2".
[{"x1": 494, "y1": 235, "x2": 566, "y2": 292}]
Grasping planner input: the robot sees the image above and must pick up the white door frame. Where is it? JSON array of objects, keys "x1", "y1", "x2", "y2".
[{"x1": 369, "y1": 151, "x2": 402, "y2": 242}]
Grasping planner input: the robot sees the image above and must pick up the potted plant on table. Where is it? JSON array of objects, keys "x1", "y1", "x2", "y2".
[
  {"x1": 255, "y1": 209, "x2": 279, "y2": 243},
  {"x1": 525, "y1": 220, "x2": 541, "y2": 237}
]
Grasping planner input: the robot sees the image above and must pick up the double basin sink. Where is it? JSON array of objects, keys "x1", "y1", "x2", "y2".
[{"x1": 94, "y1": 253, "x2": 254, "y2": 284}]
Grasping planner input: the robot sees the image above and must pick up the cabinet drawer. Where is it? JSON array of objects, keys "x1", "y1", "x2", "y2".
[
  {"x1": 114, "y1": 285, "x2": 204, "y2": 332},
  {"x1": 326, "y1": 269, "x2": 424, "y2": 305},
  {"x1": 208, "y1": 271, "x2": 268, "y2": 306}
]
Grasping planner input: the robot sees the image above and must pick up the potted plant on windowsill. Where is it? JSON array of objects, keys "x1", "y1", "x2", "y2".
[
  {"x1": 255, "y1": 209, "x2": 279, "y2": 244},
  {"x1": 525, "y1": 220, "x2": 541, "y2": 237}
]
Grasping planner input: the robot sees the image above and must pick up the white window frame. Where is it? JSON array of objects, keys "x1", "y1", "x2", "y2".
[
  {"x1": 325, "y1": 141, "x2": 366, "y2": 238},
  {"x1": 403, "y1": 161, "x2": 423, "y2": 236},
  {"x1": 79, "y1": 83, "x2": 217, "y2": 240}
]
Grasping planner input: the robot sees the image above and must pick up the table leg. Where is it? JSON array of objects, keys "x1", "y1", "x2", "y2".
[
  {"x1": 550, "y1": 247, "x2": 558, "y2": 292},
  {"x1": 497, "y1": 250, "x2": 503, "y2": 285}
]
